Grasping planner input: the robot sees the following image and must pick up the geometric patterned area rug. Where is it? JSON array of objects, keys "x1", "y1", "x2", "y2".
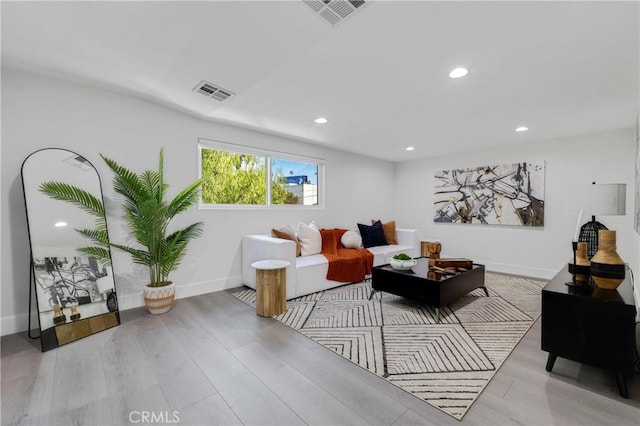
[{"x1": 232, "y1": 272, "x2": 546, "y2": 420}]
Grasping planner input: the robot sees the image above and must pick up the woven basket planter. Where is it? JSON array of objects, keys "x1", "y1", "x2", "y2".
[{"x1": 143, "y1": 282, "x2": 175, "y2": 314}]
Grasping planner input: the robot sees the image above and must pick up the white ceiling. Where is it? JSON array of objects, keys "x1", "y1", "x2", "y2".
[{"x1": 2, "y1": 1, "x2": 638, "y2": 161}]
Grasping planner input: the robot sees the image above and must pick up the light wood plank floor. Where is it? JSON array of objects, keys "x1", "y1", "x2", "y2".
[{"x1": 2, "y1": 288, "x2": 639, "y2": 425}]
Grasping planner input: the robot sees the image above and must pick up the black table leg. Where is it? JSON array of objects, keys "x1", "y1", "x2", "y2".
[
  {"x1": 481, "y1": 286, "x2": 489, "y2": 297},
  {"x1": 616, "y1": 374, "x2": 629, "y2": 398},
  {"x1": 545, "y1": 353, "x2": 557, "y2": 372},
  {"x1": 368, "y1": 289, "x2": 376, "y2": 300}
]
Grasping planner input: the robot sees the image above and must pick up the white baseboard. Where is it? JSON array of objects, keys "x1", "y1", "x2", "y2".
[
  {"x1": 437, "y1": 251, "x2": 557, "y2": 280},
  {"x1": 1, "y1": 312, "x2": 39, "y2": 337},
  {"x1": 0, "y1": 275, "x2": 243, "y2": 336},
  {"x1": 480, "y1": 260, "x2": 557, "y2": 280},
  {"x1": 117, "y1": 275, "x2": 243, "y2": 310}
]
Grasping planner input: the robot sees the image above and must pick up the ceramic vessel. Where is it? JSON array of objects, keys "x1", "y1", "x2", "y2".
[
  {"x1": 52, "y1": 304, "x2": 66, "y2": 325},
  {"x1": 143, "y1": 282, "x2": 175, "y2": 314},
  {"x1": 568, "y1": 242, "x2": 590, "y2": 282},
  {"x1": 590, "y1": 230, "x2": 625, "y2": 289},
  {"x1": 389, "y1": 258, "x2": 417, "y2": 270}
]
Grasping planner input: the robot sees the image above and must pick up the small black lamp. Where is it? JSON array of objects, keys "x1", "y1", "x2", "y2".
[{"x1": 579, "y1": 217, "x2": 609, "y2": 259}]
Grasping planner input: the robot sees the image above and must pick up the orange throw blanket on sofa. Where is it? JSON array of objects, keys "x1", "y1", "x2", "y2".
[{"x1": 320, "y1": 228, "x2": 374, "y2": 283}]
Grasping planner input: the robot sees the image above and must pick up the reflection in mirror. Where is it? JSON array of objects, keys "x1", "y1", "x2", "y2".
[{"x1": 22, "y1": 148, "x2": 120, "y2": 351}]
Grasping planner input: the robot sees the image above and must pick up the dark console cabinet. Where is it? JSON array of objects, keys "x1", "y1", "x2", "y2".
[{"x1": 541, "y1": 268, "x2": 637, "y2": 397}]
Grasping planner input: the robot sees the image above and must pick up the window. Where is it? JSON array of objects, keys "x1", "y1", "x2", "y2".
[
  {"x1": 199, "y1": 140, "x2": 322, "y2": 208},
  {"x1": 200, "y1": 146, "x2": 266, "y2": 205},
  {"x1": 271, "y1": 158, "x2": 318, "y2": 206}
]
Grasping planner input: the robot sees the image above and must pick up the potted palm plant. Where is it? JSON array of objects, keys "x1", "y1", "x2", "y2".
[
  {"x1": 100, "y1": 148, "x2": 205, "y2": 314},
  {"x1": 41, "y1": 148, "x2": 205, "y2": 314}
]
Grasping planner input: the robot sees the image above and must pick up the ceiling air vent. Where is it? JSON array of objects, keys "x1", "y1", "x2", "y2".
[
  {"x1": 303, "y1": 0, "x2": 366, "y2": 27},
  {"x1": 193, "y1": 80, "x2": 235, "y2": 102}
]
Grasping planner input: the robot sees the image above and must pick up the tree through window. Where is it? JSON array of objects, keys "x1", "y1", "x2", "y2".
[{"x1": 199, "y1": 141, "x2": 321, "y2": 208}]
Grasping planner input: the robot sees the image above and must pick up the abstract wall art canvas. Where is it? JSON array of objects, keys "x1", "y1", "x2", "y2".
[{"x1": 434, "y1": 162, "x2": 545, "y2": 226}]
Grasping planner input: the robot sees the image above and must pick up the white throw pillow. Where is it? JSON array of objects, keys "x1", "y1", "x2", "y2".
[
  {"x1": 341, "y1": 230, "x2": 362, "y2": 249},
  {"x1": 297, "y1": 220, "x2": 318, "y2": 234},
  {"x1": 297, "y1": 221, "x2": 321, "y2": 256}
]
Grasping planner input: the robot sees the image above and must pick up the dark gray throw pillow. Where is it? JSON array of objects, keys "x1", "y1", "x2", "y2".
[{"x1": 357, "y1": 220, "x2": 388, "y2": 248}]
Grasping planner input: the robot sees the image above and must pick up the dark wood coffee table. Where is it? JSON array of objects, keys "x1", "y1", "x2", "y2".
[{"x1": 370, "y1": 257, "x2": 487, "y2": 322}]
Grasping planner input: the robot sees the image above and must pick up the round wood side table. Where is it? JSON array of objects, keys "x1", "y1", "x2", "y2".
[{"x1": 251, "y1": 260, "x2": 290, "y2": 317}]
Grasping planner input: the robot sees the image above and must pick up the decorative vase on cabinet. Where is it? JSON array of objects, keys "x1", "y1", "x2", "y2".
[
  {"x1": 568, "y1": 241, "x2": 590, "y2": 282},
  {"x1": 590, "y1": 230, "x2": 625, "y2": 289}
]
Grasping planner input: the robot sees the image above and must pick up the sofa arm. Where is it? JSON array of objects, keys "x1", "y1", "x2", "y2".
[
  {"x1": 242, "y1": 234, "x2": 297, "y2": 296},
  {"x1": 396, "y1": 228, "x2": 419, "y2": 258}
]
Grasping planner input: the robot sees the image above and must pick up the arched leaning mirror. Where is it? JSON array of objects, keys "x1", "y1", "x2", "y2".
[{"x1": 21, "y1": 148, "x2": 119, "y2": 351}]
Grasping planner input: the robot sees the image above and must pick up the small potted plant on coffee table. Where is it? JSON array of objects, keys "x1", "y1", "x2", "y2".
[{"x1": 390, "y1": 253, "x2": 417, "y2": 270}]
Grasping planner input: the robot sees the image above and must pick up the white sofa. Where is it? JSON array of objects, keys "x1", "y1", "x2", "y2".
[{"x1": 242, "y1": 228, "x2": 419, "y2": 299}]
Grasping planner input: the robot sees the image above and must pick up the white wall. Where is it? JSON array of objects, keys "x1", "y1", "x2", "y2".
[
  {"x1": 393, "y1": 128, "x2": 638, "y2": 280},
  {"x1": 1, "y1": 68, "x2": 397, "y2": 335},
  {"x1": 3, "y1": 68, "x2": 637, "y2": 336}
]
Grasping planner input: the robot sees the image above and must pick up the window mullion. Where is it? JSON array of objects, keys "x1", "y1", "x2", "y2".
[{"x1": 266, "y1": 156, "x2": 272, "y2": 207}]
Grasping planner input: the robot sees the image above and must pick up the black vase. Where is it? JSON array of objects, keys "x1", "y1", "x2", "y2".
[{"x1": 106, "y1": 291, "x2": 118, "y2": 312}]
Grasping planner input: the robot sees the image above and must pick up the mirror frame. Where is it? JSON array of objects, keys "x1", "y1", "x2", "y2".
[{"x1": 21, "y1": 148, "x2": 120, "y2": 351}]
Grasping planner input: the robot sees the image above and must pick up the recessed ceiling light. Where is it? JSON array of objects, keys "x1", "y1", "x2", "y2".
[
  {"x1": 54, "y1": 221, "x2": 68, "y2": 227},
  {"x1": 515, "y1": 126, "x2": 529, "y2": 132},
  {"x1": 314, "y1": 117, "x2": 328, "y2": 124},
  {"x1": 449, "y1": 67, "x2": 469, "y2": 79},
  {"x1": 405, "y1": 146, "x2": 415, "y2": 151}
]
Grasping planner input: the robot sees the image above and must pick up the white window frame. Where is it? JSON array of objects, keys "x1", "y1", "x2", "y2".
[{"x1": 198, "y1": 138, "x2": 324, "y2": 210}]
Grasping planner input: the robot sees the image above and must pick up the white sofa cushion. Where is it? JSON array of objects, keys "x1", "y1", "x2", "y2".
[
  {"x1": 296, "y1": 254, "x2": 327, "y2": 268},
  {"x1": 367, "y1": 244, "x2": 414, "y2": 266}
]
